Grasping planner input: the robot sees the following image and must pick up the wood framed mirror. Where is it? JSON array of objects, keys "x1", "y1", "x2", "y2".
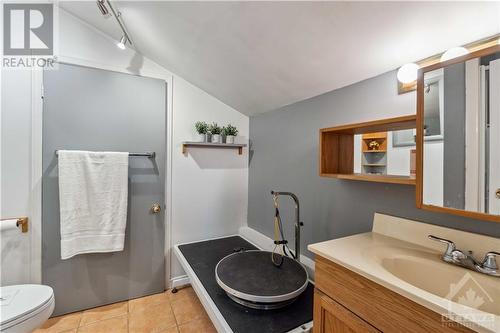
[{"x1": 416, "y1": 44, "x2": 500, "y2": 223}]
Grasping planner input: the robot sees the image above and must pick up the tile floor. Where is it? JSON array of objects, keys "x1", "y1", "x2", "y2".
[{"x1": 34, "y1": 286, "x2": 216, "y2": 333}]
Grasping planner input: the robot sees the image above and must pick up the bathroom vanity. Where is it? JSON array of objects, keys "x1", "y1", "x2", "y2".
[
  {"x1": 308, "y1": 214, "x2": 499, "y2": 333},
  {"x1": 312, "y1": 257, "x2": 472, "y2": 333}
]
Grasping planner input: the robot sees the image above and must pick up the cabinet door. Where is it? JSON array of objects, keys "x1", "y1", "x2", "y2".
[{"x1": 314, "y1": 290, "x2": 380, "y2": 333}]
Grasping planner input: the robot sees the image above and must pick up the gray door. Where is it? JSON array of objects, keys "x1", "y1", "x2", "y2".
[{"x1": 42, "y1": 63, "x2": 166, "y2": 315}]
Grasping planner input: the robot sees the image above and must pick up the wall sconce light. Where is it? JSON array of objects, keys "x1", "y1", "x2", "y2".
[
  {"x1": 397, "y1": 34, "x2": 498, "y2": 95},
  {"x1": 397, "y1": 63, "x2": 420, "y2": 84},
  {"x1": 440, "y1": 46, "x2": 469, "y2": 62}
]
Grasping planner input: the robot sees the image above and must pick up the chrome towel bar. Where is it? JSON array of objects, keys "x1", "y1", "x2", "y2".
[{"x1": 54, "y1": 150, "x2": 156, "y2": 158}]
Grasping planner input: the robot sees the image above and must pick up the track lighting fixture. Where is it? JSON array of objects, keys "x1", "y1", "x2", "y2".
[
  {"x1": 96, "y1": 0, "x2": 110, "y2": 17},
  {"x1": 97, "y1": 0, "x2": 132, "y2": 50}
]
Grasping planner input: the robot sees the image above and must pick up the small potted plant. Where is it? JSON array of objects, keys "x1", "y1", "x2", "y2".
[
  {"x1": 194, "y1": 121, "x2": 208, "y2": 142},
  {"x1": 208, "y1": 122, "x2": 222, "y2": 143},
  {"x1": 223, "y1": 124, "x2": 238, "y2": 144}
]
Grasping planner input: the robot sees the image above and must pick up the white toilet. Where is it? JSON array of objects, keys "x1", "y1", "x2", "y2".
[{"x1": 0, "y1": 284, "x2": 55, "y2": 333}]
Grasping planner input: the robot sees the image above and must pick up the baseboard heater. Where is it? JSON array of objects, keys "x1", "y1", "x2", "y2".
[{"x1": 174, "y1": 235, "x2": 314, "y2": 333}]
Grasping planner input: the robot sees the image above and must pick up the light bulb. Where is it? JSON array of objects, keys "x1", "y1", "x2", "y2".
[
  {"x1": 440, "y1": 47, "x2": 469, "y2": 62},
  {"x1": 397, "y1": 63, "x2": 419, "y2": 84},
  {"x1": 117, "y1": 35, "x2": 127, "y2": 50}
]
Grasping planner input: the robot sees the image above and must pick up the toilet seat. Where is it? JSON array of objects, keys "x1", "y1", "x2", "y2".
[{"x1": 0, "y1": 284, "x2": 55, "y2": 332}]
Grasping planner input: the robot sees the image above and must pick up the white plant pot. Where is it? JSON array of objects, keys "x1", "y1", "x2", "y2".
[
  {"x1": 211, "y1": 134, "x2": 221, "y2": 143},
  {"x1": 196, "y1": 133, "x2": 206, "y2": 142},
  {"x1": 225, "y1": 135, "x2": 235, "y2": 144}
]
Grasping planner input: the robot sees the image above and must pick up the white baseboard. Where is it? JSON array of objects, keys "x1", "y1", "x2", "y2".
[
  {"x1": 239, "y1": 226, "x2": 315, "y2": 280},
  {"x1": 170, "y1": 275, "x2": 190, "y2": 289}
]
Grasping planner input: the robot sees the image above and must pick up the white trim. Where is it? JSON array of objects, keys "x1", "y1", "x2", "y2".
[
  {"x1": 465, "y1": 58, "x2": 481, "y2": 212},
  {"x1": 30, "y1": 68, "x2": 43, "y2": 284},
  {"x1": 489, "y1": 59, "x2": 500, "y2": 214},
  {"x1": 170, "y1": 275, "x2": 190, "y2": 289},
  {"x1": 287, "y1": 323, "x2": 313, "y2": 333},
  {"x1": 31, "y1": 60, "x2": 174, "y2": 289},
  {"x1": 479, "y1": 66, "x2": 487, "y2": 213},
  {"x1": 239, "y1": 226, "x2": 315, "y2": 280},
  {"x1": 165, "y1": 76, "x2": 174, "y2": 289}
]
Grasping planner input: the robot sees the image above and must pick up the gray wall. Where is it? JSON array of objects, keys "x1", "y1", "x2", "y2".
[
  {"x1": 443, "y1": 63, "x2": 466, "y2": 209},
  {"x1": 248, "y1": 70, "x2": 500, "y2": 259}
]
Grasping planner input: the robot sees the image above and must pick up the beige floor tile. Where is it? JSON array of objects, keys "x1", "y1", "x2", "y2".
[
  {"x1": 129, "y1": 301, "x2": 177, "y2": 333},
  {"x1": 169, "y1": 286, "x2": 196, "y2": 302},
  {"x1": 77, "y1": 315, "x2": 127, "y2": 333},
  {"x1": 171, "y1": 296, "x2": 205, "y2": 325},
  {"x1": 79, "y1": 301, "x2": 128, "y2": 326},
  {"x1": 178, "y1": 316, "x2": 216, "y2": 333},
  {"x1": 129, "y1": 291, "x2": 170, "y2": 312},
  {"x1": 34, "y1": 312, "x2": 82, "y2": 333},
  {"x1": 160, "y1": 326, "x2": 180, "y2": 333}
]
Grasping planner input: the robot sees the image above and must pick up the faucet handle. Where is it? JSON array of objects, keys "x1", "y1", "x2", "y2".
[
  {"x1": 482, "y1": 251, "x2": 500, "y2": 270},
  {"x1": 428, "y1": 235, "x2": 456, "y2": 259}
]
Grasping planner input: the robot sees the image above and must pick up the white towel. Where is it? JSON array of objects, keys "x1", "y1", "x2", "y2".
[{"x1": 58, "y1": 150, "x2": 129, "y2": 259}]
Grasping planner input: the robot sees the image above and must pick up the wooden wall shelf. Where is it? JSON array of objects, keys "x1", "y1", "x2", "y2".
[
  {"x1": 321, "y1": 173, "x2": 416, "y2": 185},
  {"x1": 362, "y1": 131, "x2": 387, "y2": 174},
  {"x1": 363, "y1": 150, "x2": 386, "y2": 153},
  {"x1": 182, "y1": 142, "x2": 247, "y2": 155},
  {"x1": 319, "y1": 115, "x2": 417, "y2": 185}
]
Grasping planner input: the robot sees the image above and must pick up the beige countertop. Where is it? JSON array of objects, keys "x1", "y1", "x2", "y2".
[{"x1": 308, "y1": 217, "x2": 500, "y2": 333}]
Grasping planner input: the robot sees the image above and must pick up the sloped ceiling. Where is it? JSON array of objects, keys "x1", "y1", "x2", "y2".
[{"x1": 60, "y1": 1, "x2": 500, "y2": 116}]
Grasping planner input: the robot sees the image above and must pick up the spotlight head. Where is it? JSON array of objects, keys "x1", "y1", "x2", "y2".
[{"x1": 117, "y1": 35, "x2": 127, "y2": 50}]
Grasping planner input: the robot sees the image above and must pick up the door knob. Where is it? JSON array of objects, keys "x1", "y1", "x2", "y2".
[
  {"x1": 151, "y1": 203, "x2": 161, "y2": 214},
  {"x1": 496, "y1": 189, "x2": 500, "y2": 199}
]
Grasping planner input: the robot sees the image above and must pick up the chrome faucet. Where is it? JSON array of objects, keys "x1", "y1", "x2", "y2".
[{"x1": 428, "y1": 235, "x2": 500, "y2": 277}]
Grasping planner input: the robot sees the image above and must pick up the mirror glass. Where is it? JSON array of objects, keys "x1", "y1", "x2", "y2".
[
  {"x1": 393, "y1": 75, "x2": 443, "y2": 147},
  {"x1": 353, "y1": 131, "x2": 416, "y2": 177},
  {"x1": 422, "y1": 51, "x2": 500, "y2": 215}
]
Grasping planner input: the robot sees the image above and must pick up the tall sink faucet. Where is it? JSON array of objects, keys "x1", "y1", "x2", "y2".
[
  {"x1": 271, "y1": 191, "x2": 304, "y2": 261},
  {"x1": 429, "y1": 235, "x2": 500, "y2": 277}
]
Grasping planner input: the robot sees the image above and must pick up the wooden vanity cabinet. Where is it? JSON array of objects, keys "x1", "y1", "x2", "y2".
[
  {"x1": 314, "y1": 289, "x2": 380, "y2": 333},
  {"x1": 313, "y1": 256, "x2": 474, "y2": 333}
]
